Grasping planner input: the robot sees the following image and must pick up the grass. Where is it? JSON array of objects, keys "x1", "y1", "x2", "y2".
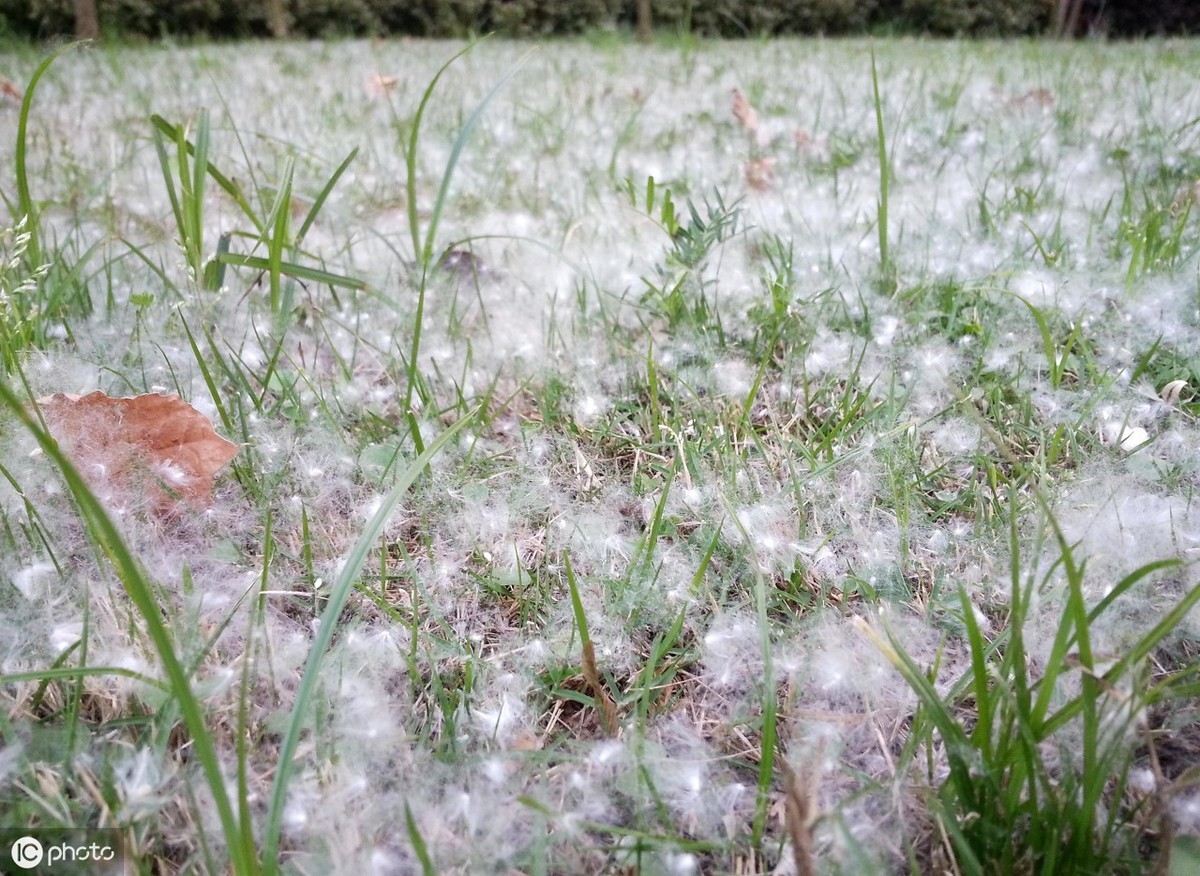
[{"x1": 1, "y1": 34, "x2": 1200, "y2": 875}]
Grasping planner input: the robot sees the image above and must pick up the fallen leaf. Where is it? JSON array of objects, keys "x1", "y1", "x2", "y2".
[
  {"x1": 38, "y1": 391, "x2": 239, "y2": 511},
  {"x1": 438, "y1": 248, "x2": 487, "y2": 279},
  {"x1": 1171, "y1": 180, "x2": 1200, "y2": 214},
  {"x1": 1160, "y1": 379, "x2": 1189, "y2": 406},
  {"x1": 366, "y1": 73, "x2": 397, "y2": 97},
  {"x1": 744, "y1": 156, "x2": 776, "y2": 191},
  {"x1": 0, "y1": 77, "x2": 22, "y2": 103},
  {"x1": 731, "y1": 87, "x2": 759, "y2": 133},
  {"x1": 1008, "y1": 87, "x2": 1054, "y2": 109}
]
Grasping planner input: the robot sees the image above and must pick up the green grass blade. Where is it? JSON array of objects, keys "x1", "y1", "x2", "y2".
[
  {"x1": 0, "y1": 665, "x2": 169, "y2": 692},
  {"x1": 870, "y1": 47, "x2": 892, "y2": 290},
  {"x1": 214, "y1": 253, "x2": 366, "y2": 290},
  {"x1": 722, "y1": 501, "x2": 777, "y2": 849},
  {"x1": 958, "y1": 586, "x2": 993, "y2": 755},
  {"x1": 1087, "y1": 558, "x2": 1181, "y2": 624},
  {"x1": 295, "y1": 147, "x2": 358, "y2": 246},
  {"x1": 152, "y1": 129, "x2": 187, "y2": 261},
  {"x1": 421, "y1": 48, "x2": 534, "y2": 269},
  {"x1": 1104, "y1": 579, "x2": 1200, "y2": 686},
  {"x1": 405, "y1": 42, "x2": 478, "y2": 267},
  {"x1": 1010, "y1": 293, "x2": 1061, "y2": 388},
  {"x1": 264, "y1": 156, "x2": 295, "y2": 313},
  {"x1": 562, "y1": 551, "x2": 593, "y2": 646},
  {"x1": 150, "y1": 114, "x2": 263, "y2": 232},
  {"x1": 405, "y1": 802, "x2": 437, "y2": 876},
  {"x1": 191, "y1": 108, "x2": 210, "y2": 274},
  {"x1": 14, "y1": 42, "x2": 83, "y2": 268}
]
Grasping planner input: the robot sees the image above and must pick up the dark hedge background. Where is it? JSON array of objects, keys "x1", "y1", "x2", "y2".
[{"x1": 1, "y1": 0, "x2": 1196, "y2": 41}]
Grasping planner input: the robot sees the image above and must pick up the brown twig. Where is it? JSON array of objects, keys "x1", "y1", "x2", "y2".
[{"x1": 780, "y1": 752, "x2": 821, "y2": 876}]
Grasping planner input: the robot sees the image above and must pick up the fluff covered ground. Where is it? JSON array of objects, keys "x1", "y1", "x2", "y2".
[{"x1": 2, "y1": 36, "x2": 1200, "y2": 874}]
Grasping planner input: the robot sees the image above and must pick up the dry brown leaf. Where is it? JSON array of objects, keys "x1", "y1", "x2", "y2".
[
  {"x1": 367, "y1": 73, "x2": 398, "y2": 97},
  {"x1": 38, "y1": 391, "x2": 239, "y2": 511},
  {"x1": 731, "y1": 87, "x2": 759, "y2": 133},
  {"x1": 1171, "y1": 180, "x2": 1200, "y2": 214},
  {"x1": 0, "y1": 77, "x2": 23, "y2": 103},
  {"x1": 744, "y1": 156, "x2": 776, "y2": 192},
  {"x1": 1008, "y1": 87, "x2": 1055, "y2": 109}
]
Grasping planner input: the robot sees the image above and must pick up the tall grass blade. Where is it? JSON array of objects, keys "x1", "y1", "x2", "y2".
[
  {"x1": 405, "y1": 802, "x2": 438, "y2": 876},
  {"x1": 296, "y1": 148, "x2": 358, "y2": 246},
  {"x1": 420, "y1": 49, "x2": 534, "y2": 269},
  {"x1": 149, "y1": 114, "x2": 261, "y2": 231},
  {"x1": 870, "y1": 48, "x2": 893, "y2": 292},
  {"x1": 214, "y1": 253, "x2": 366, "y2": 290},
  {"x1": 562, "y1": 552, "x2": 618, "y2": 736},
  {"x1": 404, "y1": 42, "x2": 477, "y2": 269},
  {"x1": 14, "y1": 42, "x2": 83, "y2": 269}
]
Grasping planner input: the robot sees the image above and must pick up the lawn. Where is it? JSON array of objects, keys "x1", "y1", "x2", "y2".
[{"x1": 2, "y1": 35, "x2": 1200, "y2": 875}]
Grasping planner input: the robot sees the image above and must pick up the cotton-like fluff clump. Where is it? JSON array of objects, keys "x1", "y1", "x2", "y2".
[
  {"x1": 729, "y1": 500, "x2": 802, "y2": 576},
  {"x1": 322, "y1": 632, "x2": 413, "y2": 756},
  {"x1": 711, "y1": 357, "x2": 754, "y2": 398},
  {"x1": 804, "y1": 328, "x2": 855, "y2": 378},
  {"x1": 573, "y1": 391, "x2": 610, "y2": 427},
  {"x1": 111, "y1": 746, "x2": 171, "y2": 820},
  {"x1": 468, "y1": 672, "x2": 533, "y2": 748},
  {"x1": 562, "y1": 492, "x2": 638, "y2": 577},
  {"x1": 10, "y1": 561, "x2": 58, "y2": 601},
  {"x1": 1010, "y1": 268, "x2": 1060, "y2": 308},
  {"x1": 787, "y1": 614, "x2": 923, "y2": 712},
  {"x1": 929, "y1": 418, "x2": 981, "y2": 456},
  {"x1": 701, "y1": 613, "x2": 765, "y2": 691},
  {"x1": 904, "y1": 341, "x2": 960, "y2": 414},
  {"x1": 1042, "y1": 472, "x2": 1200, "y2": 652},
  {"x1": 1172, "y1": 793, "x2": 1200, "y2": 834},
  {"x1": 1093, "y1": 400, "x2": 1163, "y2": 453}
]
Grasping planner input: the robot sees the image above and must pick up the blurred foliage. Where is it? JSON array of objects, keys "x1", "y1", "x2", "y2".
[
  {"x1": 488, "y1": 0, "x2": 610, "y2": 36},
  {"x1": 1103, "y1": 0, "x2": 1200, "y2": 35},
  {"x1": 620, "y1": 0, "x2": 878, "y2": 36},
  {"x1": 0, "y1": 0, "x2": 1195, "y2": 39},
  {"x1": 887, "y1": 0, "x2": 1051, "y2": 35}
]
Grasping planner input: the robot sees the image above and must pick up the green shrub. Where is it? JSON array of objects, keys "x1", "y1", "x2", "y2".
[
  {"x1": 288, "y1": 0, "x2": 382, "y2": 36},
  {"x1": 0, "y1": 0, "x2": 1061, "y2": 39},
  {"x1": 486, "y1": 0, "x2": 610, "y2": 37},
  {"x1": 10, "y1": 0, "x2": 271, "y2": 38},
  {"x1": 379, "y1": 0, "x2": 486, "y2": 37},
  {"x1": 1105, "y1": 0, "x2": 1200, "y2": 34},
  {"x1": 890, "y1": 0, "x2": 1052, "y2": 35},
  {"x1": 615, "y1": 0, "x2": 879, "y2": 37},
  {"x1": 779, "y1": 0, "x2": 879, "y2": 34},
  {"x1": 0, "y1": 0, "x2": 31, "y2": 34},
  {"x1": 22, "y1": 0, "x2": 79, "y2": 35},
  {"x1": 618, "y1": 0, "x2": 783, "y2": 37}
]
